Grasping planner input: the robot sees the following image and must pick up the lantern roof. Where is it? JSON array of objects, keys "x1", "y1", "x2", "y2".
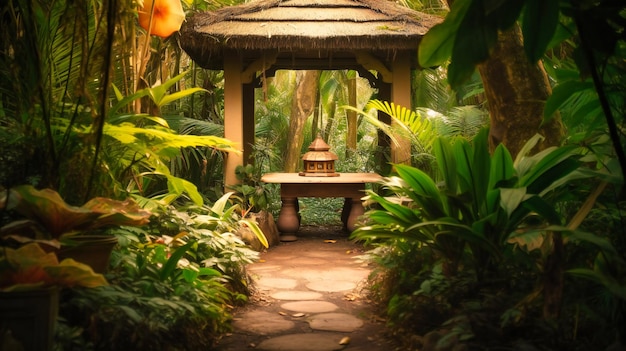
[{"x1": 302, "y1": 135, "x2": 338, "y2": 161}]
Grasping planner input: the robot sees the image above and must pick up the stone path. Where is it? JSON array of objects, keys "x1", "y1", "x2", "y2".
[{"x1": 215, "y1": 226, "x2": 398, "y2": 351}]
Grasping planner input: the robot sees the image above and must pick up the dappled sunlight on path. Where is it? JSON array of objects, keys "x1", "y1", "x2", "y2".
[{"x1": 215, "y1": 225, "x2": 398, "y2": 351}]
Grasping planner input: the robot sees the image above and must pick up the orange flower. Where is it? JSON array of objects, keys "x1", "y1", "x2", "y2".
[{"x1": 138, "y1": 0, "x2": 185, "y2": 38}]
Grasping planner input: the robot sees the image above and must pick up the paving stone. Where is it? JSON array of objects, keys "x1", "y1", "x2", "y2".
[
  {"x1": 255, "y1": 277, "x2": 298, "y2": 289},
  {"x1": 232, "y1": 311, "x2": 295, "y2": 335},
  {"x1": 281, "y1": 267, "x2": 370, "y2": 282},
  {"x1": 247, "y1": 264, "x2": 283, "y2": 272},
  {"x1": 267, "y1": 254, "x2": 297, "y2": 260},
  {"x1": 306, "y1": 280, "x2": 356, "y2": 292},
  {"x1": 280, "y1": 300, "x2": 338, "y2": 313},
  {"x1": 308, "y1": 313, "x2": 364, "y2": 332},
  {"x1": 256, "y1": 333, "x2": 348, "y2": 351},
  {"x1": 282, "y1": 257, "x2": 328, "y2": 265},
  {"x1": 270, "y1": 290, "x2": 323, "y2": 301}
]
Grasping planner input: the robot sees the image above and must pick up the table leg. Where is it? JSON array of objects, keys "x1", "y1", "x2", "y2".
[
  {"x1": 345, "y1": 198, "x2": 365, "y2": 233},
  {"x1": 341, "y1": 198, "x2": 350, "y2": 232},
  {"x1": 276, "y1": 197, "x2": 300, "y2": 241}
]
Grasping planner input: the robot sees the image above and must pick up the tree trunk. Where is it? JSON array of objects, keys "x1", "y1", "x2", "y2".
[
  {"x1": 542, "y1": 231, "x2": 564, "y2": 320},
  {"x1": 477, "y1": 25, "x2": 564, "y2": 157},
  {"x1": 284, "y1": 70, "x2": 320, "y2": 173}
]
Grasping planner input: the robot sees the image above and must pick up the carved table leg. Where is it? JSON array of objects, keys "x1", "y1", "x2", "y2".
[
  {"x1": 341, "y1": 198, "x2": 351, "y2": 232},
  {"x1": 276, "y1": 197, "x2": 300, "y2": 241},
  {"x1": 345, "y1": 198, "x2": 365, "y2": 233}
]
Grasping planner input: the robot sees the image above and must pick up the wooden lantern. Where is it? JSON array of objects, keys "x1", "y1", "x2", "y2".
[{"x1": 299, "y1": 135, "x2": 339, "y2": 177}]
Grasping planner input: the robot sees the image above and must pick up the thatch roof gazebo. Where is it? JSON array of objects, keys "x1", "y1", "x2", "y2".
[{"x1": 180, "y1": 0, "x2": 441, "y2": 186}]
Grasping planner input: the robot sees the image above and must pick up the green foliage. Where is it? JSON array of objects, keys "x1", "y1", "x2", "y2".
[
  {"x1": 55, "y1": 199, "x2": 259, "y2": 350},
  {"x1": 418, "y1": 0, "x2": 625, "y2": 87},
  {"x1": 418, "y1": 0, "x2": 626, "y2": 180},
  {"x1": 228, "y1": 164, "x2": 270, "y2": 214},
  {"x1": 354, "y1": 129, "x2": 592, "y2": 280},
  {"x1": 351, "y1": 126, "x2": 626, "y2": 348},
  {"x1": 0, "y1": 0, "x2": 121, "y2": 201}
]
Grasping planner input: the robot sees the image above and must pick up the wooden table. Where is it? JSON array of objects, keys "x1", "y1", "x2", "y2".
[{"x1": 261, "y1": 172, "x2": 382, "y2": 241}]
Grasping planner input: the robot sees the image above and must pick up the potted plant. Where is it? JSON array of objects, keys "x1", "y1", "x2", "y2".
[
  {"x1": 0, "y1": 242, "x2": 108, "y2": 351},
  {"x1": 0, "y1": 185, "x2": 151, "y2": 273}
]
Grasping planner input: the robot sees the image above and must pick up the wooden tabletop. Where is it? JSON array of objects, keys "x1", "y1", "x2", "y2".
[{"x1": 261, "y1": 172, "x2": 382, "y2": 184}]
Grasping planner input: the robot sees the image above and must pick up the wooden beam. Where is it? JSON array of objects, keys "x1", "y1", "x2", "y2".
[
  {"x1": 354, "y1": 51, "x2": 392, "y2": 83},
  {"x1": 241, "y1": 52, "x2": 278, "y2": 84}
]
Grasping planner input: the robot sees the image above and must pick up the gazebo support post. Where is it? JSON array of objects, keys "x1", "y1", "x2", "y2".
[
  {"x1": 390, "y1": 52, "x2": 412, "y2": 165},
  {"x1": 243, "y1": 82, "x2": 255, "y2": 167},
  {"x1": 223, "y1": 50, "x2": 245, "y2": 187}
]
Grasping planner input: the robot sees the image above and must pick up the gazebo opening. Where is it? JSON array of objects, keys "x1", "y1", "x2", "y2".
[{"x1": 180, "y1": 0, "x2": 441, "y2": 186}]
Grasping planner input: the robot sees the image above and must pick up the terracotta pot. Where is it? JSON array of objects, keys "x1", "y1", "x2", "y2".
[
  {"x1": 58, "y1": 235, "x2": 118, "y2": 273},
  {"x1": 0, "y1": 287, "x2": 59, "y2": 351}
]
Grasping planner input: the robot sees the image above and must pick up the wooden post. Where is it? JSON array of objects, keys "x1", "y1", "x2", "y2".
[
  {"x1": 223, "y1": 51, "x2": 245, "y2": 187},
  {"x1": 390, "y1": 52, "x2": 412, "y2": 165}
]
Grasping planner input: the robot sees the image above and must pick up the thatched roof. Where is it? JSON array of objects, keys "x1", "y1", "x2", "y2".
[{"x1": 181, "y1": 0, "x2": 441, "y2": 70}]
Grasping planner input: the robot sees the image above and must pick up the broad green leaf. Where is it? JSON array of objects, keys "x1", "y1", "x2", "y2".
[
  {"x1": 181, "y1": 179, "x2": 203, "y2": 206},
  {"x1": 447, "y1": 61, "x2": 477, "y2": 90},
  {"x1": 394, "y1": 164, "x2": 445, "y2": 218},
  {"x1": 521, "y1": 149, "x2": 581, "y2": 193},
  {"x1": 159, "y1": 242, "x2": 193, "y2": 281},
  {"x1": 146, "y1": 71, "x2": 188, "y2": 106},
  {"x1": 369, "y1": 193, "x2": 418, "y2": 226},
  {"x1": 240, "y1": 218, "x2": 269, "y2": 249},
  {"x1": 500, "y1": 187, "x2": 528, "y2": 217},
  {"x1": 507, "y1": 229, "x2": 546, "y2": 252},
  {"x1": 211, "y1": 192, "x2": 235, "y2": 216},
  {"x1": 158, "y1": 87, "x2": 207, "y2": 107},
  {"x1": 433, "y1": 137, "x2": 457, "y2": 194},
  {"x1": 110, "y1": 89, "x2": 150, "y2": 115},
  {"x1": 449, "y1": 0, "x2": 497, "y2": 87},
  {"x1": 489, "y1": 144, "x2": 514, "y2": 190},
  {"x1": 418, "y1": 22, "x2": 457, "y2": 67},
  {"x1": 522, "y1": 0, "x2": 560, "y2": 62},
  {"x1": 567, "y1": 268, "x2": 626, "y2": 300},
  {"x1": 418, "y1": 0, "x2": 472, "y2": 67},
  {"x1": 487, "y1": 0, "x2": 525, "y2": 30},
  {"x1": 112, "y1": 84, "x2": 124, "y2": 101},
  {"x1": 544, "y1": 80, "x2": 594, "y2": 120},
  {"x1": 166, "y1": 175, "x2": 186, "y2": 196},
  {"x1": 518, "y1": 143, "x2": 578, "y2": 184},
  {"x1": 197, "y1": 267, "x2": 221, "y2": 277},
  {"x1": 514, "y1": 133, "x2": 545, "y2": 167},
  {"x1": 564, "y1": 230, "x2": 621, "y2": 261},
  {"x1": 182, "y1": 269, "x2": 199, "y2": 283},
  {"x1": 521, "y1": 195, "x2": 562, "y2": 225}
]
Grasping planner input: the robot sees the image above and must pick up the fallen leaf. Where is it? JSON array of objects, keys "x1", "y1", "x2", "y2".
[
  {"x1": 343, "y1": 293, "x2": 358, "y2": 301},
  {"x1": 339, "y1": 336, "x2": 351, "y2": 345}
]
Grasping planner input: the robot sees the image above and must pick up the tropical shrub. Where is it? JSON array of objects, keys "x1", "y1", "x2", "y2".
[
  {"x1": 352, "y1": 127, "x2": 623, "y2": 349},
  {"x1": 55, "y1": 194, "x2": 262, "y2": 350}
]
